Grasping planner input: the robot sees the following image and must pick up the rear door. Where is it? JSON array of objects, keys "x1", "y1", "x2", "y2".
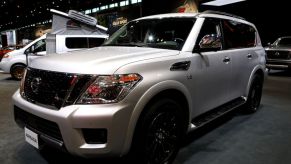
[{"x1": 221, "y1": 19, "x2": 258, "y2": 98}]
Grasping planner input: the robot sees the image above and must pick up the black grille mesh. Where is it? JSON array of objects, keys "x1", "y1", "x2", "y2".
[
  {"x1": 22, "y1": 68, "x2": 92, "y2": 109},
  {"x1": 266, "y1": 50, "x2": 291, "y2": 60}
]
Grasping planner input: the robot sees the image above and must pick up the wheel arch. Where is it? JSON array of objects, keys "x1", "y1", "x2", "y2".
[
  {"x1": 10, "y1": 62, "x2": 27, "y2": 74},
  {"x1": 121, "y1": 80, "x2": 192, "y2": 155},
  {"x1": 245, "y1": 65, "x2": 266, "y2": 97}
]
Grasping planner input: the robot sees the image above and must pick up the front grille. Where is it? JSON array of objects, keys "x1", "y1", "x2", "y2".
[
  {"x1": 14, "y1": 106, "x2": 63, "y2": 141},
  {"x1": 266, "y1": 50, "x2": 291, "y2": 60},
  {"x1": 22, "y1": 68, "x2": 92, "y2": 109}
]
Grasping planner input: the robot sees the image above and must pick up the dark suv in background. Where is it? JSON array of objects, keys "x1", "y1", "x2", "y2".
[{"x1": 265, "y1": 36, "x2": 291, "y2": 70}]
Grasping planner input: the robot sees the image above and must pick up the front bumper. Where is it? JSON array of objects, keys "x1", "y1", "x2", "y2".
[
  {"x1": 266, "y1": 59, "x2": 291, "y2": 70},
  {"x1": 0, "y1": 59, "x2": 11, "y2": 73},
  {"x1": 13, "y1": 89, "x2": 135, "y2": 158}
]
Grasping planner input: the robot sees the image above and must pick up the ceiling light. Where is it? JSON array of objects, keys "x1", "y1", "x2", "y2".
[{"x1": 202, "y1": 0, "x2": 246, "y2": 6}]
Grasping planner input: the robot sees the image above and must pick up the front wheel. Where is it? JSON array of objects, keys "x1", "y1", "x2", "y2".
[
  {"x1": 131, "y1": 98, "x2": 184, "y2": 164},
  {"x1": 244, "y1": 74, "x2": 263, "y2": 113}
]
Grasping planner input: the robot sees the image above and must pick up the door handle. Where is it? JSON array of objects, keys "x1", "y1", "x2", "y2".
[
  {"x1": 223, "y1": 56, "x2": 230, "y2": 63},
  {"x1": 247, "y1": 54, "x2": 252, "y2": 59}
]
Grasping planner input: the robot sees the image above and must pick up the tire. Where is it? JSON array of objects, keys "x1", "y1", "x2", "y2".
[
  {"x1": 130, "y1": 98, "x2": 184, "y2": 164},
  {"x1": 244, "y1": 74, "x2": 263, "y2": 113},
  {"x1": 11, "y1": 64, "x2": 26, "y2": 80}
]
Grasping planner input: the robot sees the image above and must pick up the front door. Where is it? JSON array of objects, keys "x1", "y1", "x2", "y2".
[{"x1": 189, "y1": 18, "x2": 232, "y2": 117}]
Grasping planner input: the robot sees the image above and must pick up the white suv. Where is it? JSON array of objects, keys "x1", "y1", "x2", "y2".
[{"x1": 13, "y1": 11, "x2": 266, "y2": 164}]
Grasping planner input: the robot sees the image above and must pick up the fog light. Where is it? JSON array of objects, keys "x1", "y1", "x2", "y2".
[{"x1": 82, "y1": 129, "x2": 107, "y2": 144}]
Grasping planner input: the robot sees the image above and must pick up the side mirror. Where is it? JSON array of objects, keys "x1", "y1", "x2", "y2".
[
  {"x1": 197, "y1": 34, "x2": 222, "y2": 52},
  {"x1": 24, "y1": 50, "x2": 29, "y2": 55},
  {"x1": 267, "y1": 42, "x2": 273, "y2": 47}
]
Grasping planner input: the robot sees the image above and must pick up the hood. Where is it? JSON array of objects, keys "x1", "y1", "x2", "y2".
[
  {"x1": 29, "y1": 46, "x2": 179, "y2": 74},
  {"x1": 265, "y1": 46, "x2": 291, "y2": 51},
  {"x1": 5, "y1": 49, "x2": 24, "y2": 57}
]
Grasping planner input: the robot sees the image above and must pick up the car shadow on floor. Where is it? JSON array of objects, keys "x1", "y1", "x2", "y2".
[
  {"x1": 175, "y1": 106, "x2": 262, "y2": 164},
  {"x1": 268, "y1": 70, "x2": 291, "y2": 77},
  {"x1": 39, "y1": 146, "x2": 126, "y2": 164},
  {"x1": 181, "y1": 110, "x2": 236, "y2": 147},
  {"x1": 180, "y1": 105, "x2": 259, "y2": 149},
  {"x1": 0, "y1": 73, "x2": 18, "y2": 82},
  {"x1": 4, "y1": 77, "x2": 16, "y2": 81}
]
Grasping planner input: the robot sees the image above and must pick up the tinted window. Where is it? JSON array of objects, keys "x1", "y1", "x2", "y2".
[
  {"x1": 66, "y1": 37, "x2": 105, "y2": 49},
  {"x1": 88, "y1": 38, "x2": 106, "y2": 48},
  {"x1": 195, "y1": 18, "x2": 222, "y2": 51},
  {"x1": 222, "y1": 20, "x2": 256, "y2": 49},
  {"x1": 277, "y1": 38, "x2": 291, "y2": 46}
]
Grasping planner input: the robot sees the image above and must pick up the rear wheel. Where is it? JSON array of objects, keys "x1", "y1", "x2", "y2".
[
  {"x1": 131, "y1": 98, "x2": 184, "y2": 164},
  {"x1": 244, "y1": 74, "x2": 263, "y2": 113},
  {"x1": 11, "y1": 64, "x2": 26, "y2": 80}
]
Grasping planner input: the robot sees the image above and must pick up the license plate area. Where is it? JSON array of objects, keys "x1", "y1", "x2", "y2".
[{"x1": 25, "y1": 127, "x2": 39, "y2": 149}]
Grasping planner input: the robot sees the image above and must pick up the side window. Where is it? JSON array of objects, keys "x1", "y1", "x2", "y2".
[
  {"x1": 66, "y1": 37, "x2": 106, "y2": 49},
  {"x1": 25, "y1": 39, "x2": 46, "y2": 54},
  {"x1": 195, "y1": 18, "x2": 222, "y2": 51},
  {"x1": 66, "y1": 38, "x2": 88, "y2": 48},
  {"x1": 222, "y1": 19, "x2": 256, "y2": 49},
  {"x1": 243, "y1": 25, "x2": 256, "y2": 47},
  {"x1": 88, "y1": 38, "x2": 106, "y2": 48},
  {"x1": 33, "y1": 39, "x2": 46, "y2": 53}
]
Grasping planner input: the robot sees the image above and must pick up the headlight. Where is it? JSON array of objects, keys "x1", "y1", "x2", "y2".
[
  {"x1": 19, "y1": 69, "x2": 27, "y2": 96},
  {"x1": 77, "y1": 74, "x2": 142, "y2": 104},
  {"x1": 3, "y1": 53, "x2": 10, "y2": 58}
]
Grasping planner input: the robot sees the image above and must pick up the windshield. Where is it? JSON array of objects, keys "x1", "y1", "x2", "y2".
[
  {"x1": 275, "y1": 37, "x2": 291, "y2": 47},
  {"x1": 103, "y1": 18, "x2": 195, "y2": 50},
  {"x1": 278, "y1": 38, "x2": 291, "y2": 47}
]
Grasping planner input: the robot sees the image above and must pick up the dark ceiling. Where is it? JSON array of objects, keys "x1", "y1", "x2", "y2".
[
  {"x1": 1, "y1": 0, "x2": 291, "y2": 44},
  {"x1": 0, "y1": 0, "x2": 118, "y2": 31},
  {"x1": 200, "y1": 0, "x2": 291, "y2": 44}
]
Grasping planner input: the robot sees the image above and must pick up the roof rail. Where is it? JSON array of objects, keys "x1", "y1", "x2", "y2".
[{"x1": 201, "y1": 10, "x2": 245, "y2": 20}]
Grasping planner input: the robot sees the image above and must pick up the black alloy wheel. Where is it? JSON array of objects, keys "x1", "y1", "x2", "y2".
[
  {"x1": 146, "y1": 111, "x2": 179, "y2": 164},
  {"x1": 131, "y1": 98, "x2": 183, "y2": 164},
  {"x1": 244, "y1": 75, "x2": 263, "y2": 113}
]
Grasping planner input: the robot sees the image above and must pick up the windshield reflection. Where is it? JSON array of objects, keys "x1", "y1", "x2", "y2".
[{"x1": 103, "y1": 18, "x2": 195, "y2": 50}]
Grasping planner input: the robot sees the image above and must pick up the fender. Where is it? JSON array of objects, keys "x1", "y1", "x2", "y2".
[
  {"x1": 120, "y1": 80, "x2": 193, "y2": 155},
  {"x1": 244, "y1": 64, "x2": 267, "y2": 98},
  {"x1": 4, "y1": 58, "x2": 26, "y2": 73}
]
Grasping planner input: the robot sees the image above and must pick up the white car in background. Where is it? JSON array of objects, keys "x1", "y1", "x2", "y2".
[
  {"x1": 0, "y1": 34, "x2": 107, "y2": 80},
  {"x1": 0, "y1": 9, "x2": 108, "y2": 80}
]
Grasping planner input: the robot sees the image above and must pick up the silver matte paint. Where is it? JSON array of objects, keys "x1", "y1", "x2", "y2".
[{"x1": 29, "y1": 46, "x2": 180, "y2": 74}]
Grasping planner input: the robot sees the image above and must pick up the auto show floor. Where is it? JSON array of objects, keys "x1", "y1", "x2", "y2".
[{"x1": 1, "y1": 70, "x2": 291, "y2": 164}]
